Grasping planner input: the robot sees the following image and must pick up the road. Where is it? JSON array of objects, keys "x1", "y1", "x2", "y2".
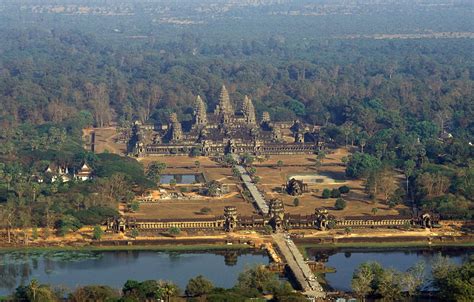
[
  {"x1": 232, "y1": 155, "x2": 269, "y2": 215},
  {"x1": 272, "y1": 233, "x2": 325, "y2": 298}
]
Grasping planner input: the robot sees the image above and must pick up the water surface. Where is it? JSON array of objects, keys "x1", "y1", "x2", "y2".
[
  {"x1": 160, "y1": 174, "x2": 204, "y2": 184},
  {"x1": 0, "y1": 250, "x2": 268, "y2": 295},
  {"x1": 306, "y1": 247, "x2": 473, "y2": 292}
]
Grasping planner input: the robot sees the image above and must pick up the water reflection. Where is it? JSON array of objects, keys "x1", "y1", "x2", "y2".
[
  {"x1": 224, "y1": 252, "x2": 239, "y2": 266},
  {"x1": 0, "y1": 250, "x2": 268, "y2": 295}
]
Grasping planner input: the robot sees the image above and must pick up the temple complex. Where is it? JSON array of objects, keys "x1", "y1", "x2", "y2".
[{"x1": 130, "y1": 85, "x2": 321, "y2": 157}]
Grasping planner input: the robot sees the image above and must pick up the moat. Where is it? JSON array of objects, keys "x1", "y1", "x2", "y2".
[
  {"x1": 0, "y1": 247, "x2": 471, "y2": 296},
  {"x1": 0, "y1": 250, "x2": 268, "y2": 296},
  {"x1": 159, "y1": 173, "x2": 205, "y2": 184},
  {"x1": 308, "y1": 246, "x2": 473, "y2": 292}
]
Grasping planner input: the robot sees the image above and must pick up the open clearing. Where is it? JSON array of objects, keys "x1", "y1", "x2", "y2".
[
  {"x1": 84, "y1": 127, "x2": 127, "y2": 154},
  {"x1": 125, "y1": 147, "x2": 409, "y2": 220},
  {"x1": 128, "y1": 162, "x2": 257, "y2": 219},
  {"x1": 129, "y1": 195, "x2": 257, "y2": 220},
  {"x1": 254, "y1": 148, "x2": 409, "y2": 218}
]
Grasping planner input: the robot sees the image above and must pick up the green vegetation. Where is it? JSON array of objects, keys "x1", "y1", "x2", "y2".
[
  {"x1": 122, "y1": 280, "x2": 179, "y2": 302},
  {"x1": 338, "y1": 185, "x2": 351, "y2": 194},
  {"x1": 130, "y1": 229, "x2": 139, "y2": 238},
  {"x1": 276, "y1": 160, "x2": 284, "y2": 171},
  {"x1": 14, "y1": 279, "x2": 58, "y2": 302},
  {"x1": 231, "y1": 166, "x2": 241, "y2": 179},
  {"x1": 168, "y1": 227, "x2": 181, "y2": 236},
  {"x1": 432, "y1": 255, "x2": 474, "y2": 301},
  {"x1": 4, "y1": 264, "x2": 305, "y2": 301},
  {"x1": 293, "y1": 198, "x2": 300, "y2": 207},
  {"x1": 94, "y1": 153, "x2": 152, "y2": 189},
  {"x1": 129, "y1": 201, "x2": 140, "y2": 213},
  {"x1": 346, "y1": 153, "x2": 382, "y2": 179},
  {"x1": 185, "y1": 275, "x2": 214, "y2": 297},
  {"x1": 70, "y1": 285, "x2": 119, "y2": 302},
  {"x1": 351, "y1": 256, "x2": 473, "y2": 302},
  {"x1": 0, "y1": 0, "x2": 471, "y2": 247},
  {"x1": 92, "y1": 226, "x2": 104, "y2": 241},
  {"x1": 199, "y1": 207, "x2": 212, "y2": 214},
  {"x1": 240, "y1": 153, "x2": 255, "y2": 167},
  {"x1": 203, "y1": 180, "x2": 222, "y2": 197},
  {"x1": 146, "y1": 162, "x2": 167, "y2": 184},
  {"x1": 322, "y1": 188, "x2": 331, "y2": 199},
  {"x1": 253, "y1": 175, "x2": 261, "y2": 184},
  {"x1": 351, "y1": 261, "x2": 425, "y2": 300},
  {"x1": 234, "y1": 265, "x2": 307, "y2": 301},
  {"x1": 248, "y1": 167, "x2": 257, "y2": 176},
  {"x1": 330, "y1": 188, "x2": 341, "y2": 198},
  {"x1": 335, "y1": 198, "x2": 347, "y2": 210}
]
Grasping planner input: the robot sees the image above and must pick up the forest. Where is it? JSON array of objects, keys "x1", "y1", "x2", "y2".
[{"x1": 0, "y1": 0, "x2": 473, "y2": 236}]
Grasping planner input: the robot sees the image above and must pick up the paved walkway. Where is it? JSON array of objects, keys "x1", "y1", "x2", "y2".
[
  {"x1": 232, "y1": 155, "x2": 269, "y2": 215},
  {"x1": 272, "y1": 233, "x2": 325, "y2": 298},
  {"x1": 230, "y1": 154, "x2": 325, "y2": 298}
]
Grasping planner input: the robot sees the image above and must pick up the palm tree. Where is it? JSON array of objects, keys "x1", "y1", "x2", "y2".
[
  {"x1": 0, "y1": 200, "x2": 16, "y2": 243},
  {"x1": 194, "y1": 160, "x2": 200, "y2": 172},
  {"x1": 360, "y1": 138, "x2": 367, "y2": 153},
  {"x1": 31, "y1": 182, "x2": 40, "y2": 202},
  {"x1": 28, "y1": 279, "x2": 40, "y2": 301},
  {"x1": 232, "y1": 166, "x2": 241, "y2": 179},
  {"x1": 317, "y1": 151, "x2": 326, "y2": 163},
  {"x1": 160, "y1": 281, "x2": 179, "y2": 302},
  {"x1": 276, "y1": 160, "x2": 283, "y2": 171},
  {"x1": 371, "y1": 207, "x2": 378, "y2": 216},
  {"x1": 404, "y1": 160, "x2": 415, "y2": 203}
]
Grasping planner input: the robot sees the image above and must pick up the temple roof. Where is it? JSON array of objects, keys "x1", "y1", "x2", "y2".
[{"x1": 215, "y1": 85, "x2": 233, "y2": 116}]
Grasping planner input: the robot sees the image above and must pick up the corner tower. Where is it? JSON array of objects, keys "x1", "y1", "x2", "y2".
[
  {"x1": 242, "y1": 95, "x2": 257, "y2": 125},
  {"x1": 169, "y1": 113, "x2": 183, "y2": 142}
]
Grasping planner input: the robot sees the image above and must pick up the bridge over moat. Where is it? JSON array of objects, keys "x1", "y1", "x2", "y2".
[
  {"x1": 232, "y1": 154, "x2": 325, "y2": 298},
  {"x1": 272, "y1": 233, "x2": 326, "y2": 299}
]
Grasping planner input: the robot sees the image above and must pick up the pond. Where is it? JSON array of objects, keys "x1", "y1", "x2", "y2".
[
  {"x1": 160, "y1": 174, "x2": 205, "y2": 184},
  {"x1": 0, "y1": 250, "x2": 268, "y2": 296},
  {"x1": 306, "y1": 247, "x2": 473, "y2": 292}
]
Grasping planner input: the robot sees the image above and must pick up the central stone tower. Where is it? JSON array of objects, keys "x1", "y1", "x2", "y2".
[{"x1": 214, "y1": 85, "x2": 234, "y2": 125}]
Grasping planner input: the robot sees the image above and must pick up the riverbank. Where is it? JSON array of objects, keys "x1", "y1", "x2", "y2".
[
  {"x1": 0, "y1": 243, "x2": 255, "y2": 253},
  {"x1": 296, "y1": 241, "x2": 474, "y2": 258},
  {"x1": 1, "y1": 227, "x2": 472, "y2": 252}
]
